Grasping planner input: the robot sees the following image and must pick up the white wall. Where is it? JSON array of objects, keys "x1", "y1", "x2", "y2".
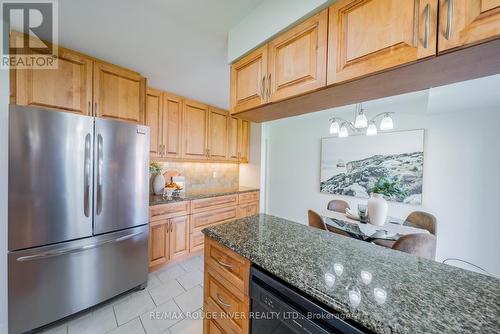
[
  {"x1": 0, "y1": 19, "x2": 9, "y2": 333},
  {"x1": 228, "y1": 0, "x2": 331, "y2": 62},
  {"x1": 239, "y1": 123, "x2": 262, "y2": 188},
  {"x1": 263, "y1": 87, "x2": 500, "y2": 276}
]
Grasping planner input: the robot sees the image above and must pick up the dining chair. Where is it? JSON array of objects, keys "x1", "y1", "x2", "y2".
[
  {"x1": 326, "y1": 199, "x2": 350, "y2": 213},
  {"x1": 391, "y1": 233, "x2": 437, "y2": 260},
  {"x1": 308, "y1": 210, "x2": 328, "y2": 231},
  {"x1": 406, "y1": 211, "x2": 437, "y2": 235}
]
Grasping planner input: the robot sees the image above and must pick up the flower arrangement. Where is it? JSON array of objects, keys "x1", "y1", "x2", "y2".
[
  {"x1": 371, "y1": 176, "x2": 408, "y2": 200},
  {"x1": 149, "y1": 161, "x2": 162, "y2": 175}
]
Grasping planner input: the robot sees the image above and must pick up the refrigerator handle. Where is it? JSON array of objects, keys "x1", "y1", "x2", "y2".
[
  {"x1": 84, "y1": 134, "x2": 92, "y2": 217},
  {"x1": 15, "y1": 230, "x2": 144, "y2": 262},
  {"x1": 97, "y1": 134, "x2": 104, "y2": 215}
]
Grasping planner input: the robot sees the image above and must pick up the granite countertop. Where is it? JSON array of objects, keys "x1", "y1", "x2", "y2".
[
  {"x1": 149, "y1": 186, "x2": 259, "y2": 206},
  {"x1": 202, "y1": 214, "x2": 500, "y2": 334}
]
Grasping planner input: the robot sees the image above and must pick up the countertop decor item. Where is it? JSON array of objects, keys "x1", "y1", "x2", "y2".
[{"x1": 150, "y1": 161, "x2": 165, "y2": 196}]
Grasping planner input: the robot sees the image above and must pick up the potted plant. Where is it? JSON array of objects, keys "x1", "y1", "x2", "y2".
[
  {"x1": 150, "y1": 161, "x2": 165, "y2": 195},
  {"x1": 368, "y1": 177, "x2": 402, "y2": 226}
]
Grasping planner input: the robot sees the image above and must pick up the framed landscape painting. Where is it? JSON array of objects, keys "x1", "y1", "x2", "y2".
[{"x1": 320, "y1": 130, "x2": 424, "y2": 205}]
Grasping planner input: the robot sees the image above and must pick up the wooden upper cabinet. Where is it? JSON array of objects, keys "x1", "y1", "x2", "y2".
[
  {"x1": 268, "y1": 9, "x2": 328, "y2": 102},
  {"x1": 228, "y1": 117, "x2": 240, "y2": 162},
  {"x1": 182, "y1": 99, "x2": 208, "y2": 159},
  {"x1": 163, "y1": 93, "x2": 183, "y2": 158},
  {"x1": 93, "y1": 61, "x2": 146, "y2": 124},
  {"x1": 238, "y1": 119, "x2": 250, "y2": 163},
  {"x1": 327, "y1": 0, "x2": 438, "y2": 84},
  {"x1": 208, "y1": 107, "x2": 229, "y2": 160},
  {"x1": 12, "y1": 47, "x2": 93, "y2": 115},
  {"x1": 146, "y1": 88, "x2": 163, "y2": 157},
  {"x1": 230, "y1": 45, "x2": 268, "y2": 113},
  {"x1": 438, "y1": 0, "x2": 500, "y2": 52}
]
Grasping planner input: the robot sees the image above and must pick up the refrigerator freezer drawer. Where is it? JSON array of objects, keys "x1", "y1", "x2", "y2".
[{"x1": 8, "y1": 225, "x2": 148, "y2": 334}]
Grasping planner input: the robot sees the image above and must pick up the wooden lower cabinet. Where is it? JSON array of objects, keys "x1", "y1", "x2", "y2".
[
  {"x1": 149, "y1": 216, "x2": 189, "y2": 268},
  {"x1": 170, "y1": 215, "x2": 189, "y2": 260},
  {"x1": 149, "y1": 191, "x2": 259, "y2": 269},
  {"x1": 204, "y1": 237, "x2": 250, "y2": 334}
]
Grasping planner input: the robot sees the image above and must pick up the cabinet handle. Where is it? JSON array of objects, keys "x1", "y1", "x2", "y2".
[
  {"x1": 261, "y1": 76, "x2": 266, "y2": 100},
  {"x1": 267, "y1": 73, "x2": 271, "y2": 99},
  {"x1": 216, "y1": 293, "x2": 232, "y2": 308},
  {"x1": 94, "y1": 102, "x2": 98, "y2": 116},
  {"x1": 88, "y1": 101, "x2": 91, "y2": 115},
  {"x1": 445, "y1": 0, "x2": 453, "y2": 40},
  {"x1": 216, "y1": 258, "x2": 233, "y2": 269},
  {"x1": 170, "y1": 221, "x2": 173, "y2": 232},
  {"x1": 423, "y1": 3, "x2": 430, "y2": 48}
]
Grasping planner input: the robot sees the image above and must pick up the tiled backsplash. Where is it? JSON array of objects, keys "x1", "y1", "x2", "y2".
[{"x1": 155, "y1": 161, "x2": 239, "y2": 190}]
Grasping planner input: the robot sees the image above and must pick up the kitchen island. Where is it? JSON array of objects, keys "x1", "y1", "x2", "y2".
[{"x1": 202, "y1": 214, "x2": 499, "y2": 334}]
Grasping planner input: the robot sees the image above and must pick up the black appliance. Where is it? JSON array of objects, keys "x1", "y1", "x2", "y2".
[{"x1": 250, "y1": 266, "x2": 371, "y2": 334}]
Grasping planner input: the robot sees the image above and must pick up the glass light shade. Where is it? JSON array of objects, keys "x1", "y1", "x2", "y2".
[
  {"x1": 354, "y1": 112, "x2": 368, "y2": 129},
  {"x1": 339, "y1": 125, "x2": 349, "y2": 138},
  {"x1": 366, "y1": 123, "x2": 378, "y2": 136},
  {"x1": 329, "y1": 121, "x2": 340, "y2": 134},
  {"x1": 380, "y1": 114, "x2": 394, "y2": 131}
]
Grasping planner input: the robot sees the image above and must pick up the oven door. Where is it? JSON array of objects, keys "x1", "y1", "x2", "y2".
[{"x1": 250, "y1": 266, "x2": 368, "y2": 334}]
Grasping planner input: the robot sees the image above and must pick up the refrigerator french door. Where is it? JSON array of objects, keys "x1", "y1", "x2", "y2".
[{"x1": 8, "y1": 105, "x2": 150, "y2": 334}]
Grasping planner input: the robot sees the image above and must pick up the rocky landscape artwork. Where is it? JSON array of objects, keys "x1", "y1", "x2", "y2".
[{"x1": 320, "y1": 130, "x2": 424, "y2": 204}]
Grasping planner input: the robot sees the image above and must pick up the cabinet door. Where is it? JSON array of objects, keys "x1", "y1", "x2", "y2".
[
  {"x1": 438, "y1": 0, "x2": 500, "y2": 52},
  {"x1": 182, "y1": 99, "x2": 208, "y2": 159},
  {"x1": 268, "y1": 9, "x2": 328, "y2": 102},
  {"x1": 163, "y1": 93, "x2": 183, "y2": 158},
  {"x1": 170, "y1": 216, "x2": 189, "y2": 260},
  {"x1": 146, "y1": 88, "x2": 163, "y2": 157},
  {"x1": 149, "y1": 220, "x2": 169, "y2": 267},
  {"x1": 327, "y1": 0, "x2": 438, "y2": 84},
  {"x1": 12, "y1": 47, "x2": 93, "y2": 115},
  {"x1": 208, "y1": 107, "x2": 229, "y2": 160},
  {"x1": 93, "y1": 61, "x2": 146, "y2": 124},
  {"x1": 228, "y1": 117, "x2": 240, "y2": 162},
  {"x1": 238, "y1": 119, "x2": 250, "y2": 163},
  {"x1": 230, "y1": 45, "x2": 268, "y2": 114}
]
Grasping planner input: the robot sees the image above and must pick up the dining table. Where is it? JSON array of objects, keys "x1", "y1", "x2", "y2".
[{"x1": 321, "y1": 211, "x2": 430, "y2": 243}]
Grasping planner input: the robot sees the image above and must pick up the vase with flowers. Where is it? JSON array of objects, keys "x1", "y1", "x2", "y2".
[{"x1": 150, "y1": 161, "x2": 165, "y2": 195}]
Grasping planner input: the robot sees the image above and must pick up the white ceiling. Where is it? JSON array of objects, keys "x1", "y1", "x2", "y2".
[{"x1": 57, "y1": 0, "x2": 264, "y2": 109}]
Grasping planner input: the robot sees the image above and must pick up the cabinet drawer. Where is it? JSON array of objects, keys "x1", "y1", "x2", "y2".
[
  {"x1": 203, "y1": 315, "x2": 225, "y2": 334},
  {"x1": 205, "y1": 237, "x2": 250, "y2": 294},
  {"x1": 205, "y1": 298, "x2": 247, "y2": 334},
  {"x1": 191, "y1": 194, "x2": 238, "y2": 213},
  {"x1": 205, "y1": 266, "x2": 249, "y2": 334},
  {"x1": 238, "y1": 191, "x2": 259, "y2": 204},
  {"x1": 149, "y1": 201, "x2": 190, "y2": 221},
  {"x1": 190, "y1": 206, "x2": 237, "y2": 232},
  {"x1": 190, "y1": 230, "x2": 205, "y2": 253},
  {"x1": 237, "y1": 201, "x2": 259, "y2": 219}
]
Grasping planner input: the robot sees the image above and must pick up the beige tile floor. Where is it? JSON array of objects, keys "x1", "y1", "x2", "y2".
[{"x1": 37, "y1": 255, "x2": 204, "y2": 334}]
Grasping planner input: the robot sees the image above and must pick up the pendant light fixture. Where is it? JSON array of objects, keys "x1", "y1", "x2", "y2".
[{"x1": 328, "y1": 103, "x2": 394, "y2": 138}]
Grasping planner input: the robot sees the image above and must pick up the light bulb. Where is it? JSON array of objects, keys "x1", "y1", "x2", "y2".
[
  {"x1": 366, "y1": 122, "x2": 378, "y2": 136},
  {"x1": 354, "y1": 111, "x2": 368, "y2": 129},
  {"x1": 339, "y1": 125, "x2": 349, "y2": 138},
  {"x1": 380, "y1": 114, "x2": 394, "y2": 131},
  {"x1": 329, "y1": 121, "x2": 340, "y2": 135}
]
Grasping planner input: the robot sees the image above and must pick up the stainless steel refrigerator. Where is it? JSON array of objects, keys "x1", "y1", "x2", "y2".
[{"x1": 8, "y1": 105, "x2": 150, "y2": 334}]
